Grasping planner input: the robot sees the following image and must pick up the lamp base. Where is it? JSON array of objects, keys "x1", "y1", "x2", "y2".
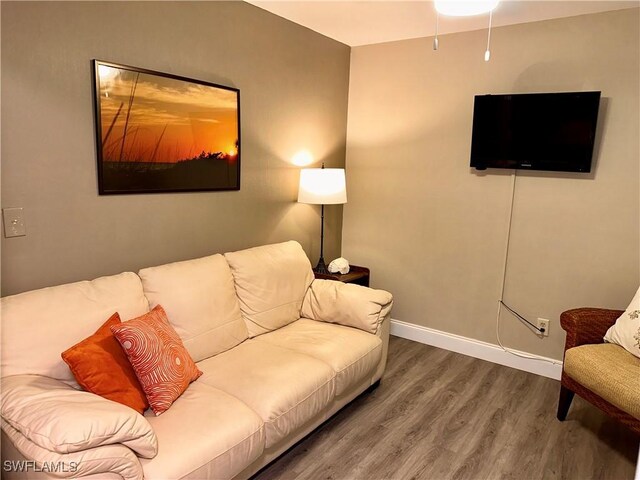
[{"x1": 313, "y1": 257, "x2": 330, "y2": 275}]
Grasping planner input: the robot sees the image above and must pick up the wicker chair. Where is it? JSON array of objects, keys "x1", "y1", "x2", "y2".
[{"x1": 557, "y1": 308, "x2": 640, "y2": 435}]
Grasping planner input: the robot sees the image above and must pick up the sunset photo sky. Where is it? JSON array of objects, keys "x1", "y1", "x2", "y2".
[{"x1": 97, "y1": 64, "x2": 239, "y2": 164}]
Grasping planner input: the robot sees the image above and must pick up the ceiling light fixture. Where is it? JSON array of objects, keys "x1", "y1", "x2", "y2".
[{"x1": 432, "y1": 0, "x2": 500, "y2": 62}]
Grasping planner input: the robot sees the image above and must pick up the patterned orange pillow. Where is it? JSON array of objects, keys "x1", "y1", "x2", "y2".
[
  {"x1": 111, "y1": 305, "x2": 202, "y2": 415},
  {"x1": 61, "y1": 313, "x2": 149, "y2": 414}
]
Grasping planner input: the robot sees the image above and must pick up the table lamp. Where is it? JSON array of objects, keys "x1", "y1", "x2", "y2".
[{"x1": 298, "y1": 164, "x2": 347, "y2": 274}]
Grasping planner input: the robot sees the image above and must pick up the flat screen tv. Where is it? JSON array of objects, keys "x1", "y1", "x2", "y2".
[{"x1": 470, "y1": 91, "x2": 601, "y2": 173}]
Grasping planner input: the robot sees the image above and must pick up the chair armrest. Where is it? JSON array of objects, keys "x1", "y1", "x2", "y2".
[
  {"x1": 560, "y1": 308, "x2": 623, "y2": 350},
  {"x1": 302, "y1": 279, "x2": 393, "y2": 334},
  {"x1": 1, "y1": 375, "x2": 157, "y2": 458},
  {"x1": 2, "y1": 420, "x2": 145, "y2": 480}
]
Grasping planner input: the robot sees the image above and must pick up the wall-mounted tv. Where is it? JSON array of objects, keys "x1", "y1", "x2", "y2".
[{"x1": 470, "y1": 91, "x2": 601, "y2": 173}]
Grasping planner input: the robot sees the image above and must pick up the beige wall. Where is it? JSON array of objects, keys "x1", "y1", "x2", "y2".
[
  {"x1": 343, "y1": 9, "x2": 639, "y2": 359},
  {"x1": 1, "y1": 1, "x2": 349, "y2": 296}
]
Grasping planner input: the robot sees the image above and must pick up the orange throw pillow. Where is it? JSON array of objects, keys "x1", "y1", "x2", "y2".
[
  {"x1": 61, "y1": 313, "x2": 149, "y2": 414},
  {"x1": 111, "y1": 305, "x2": 202, "y2": 415}
]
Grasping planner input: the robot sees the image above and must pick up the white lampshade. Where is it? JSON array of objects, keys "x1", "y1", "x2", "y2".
[
  {"x1": 435, "y1": 0, "x2": 499, "y2": 16},
  {"x1": 298, "y1": 168, "x2": 347, "y2": 205}
]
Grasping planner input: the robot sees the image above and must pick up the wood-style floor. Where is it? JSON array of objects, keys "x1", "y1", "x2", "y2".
[{"x1": 254, "y1": 336, "x2": 639, "y2": 480}]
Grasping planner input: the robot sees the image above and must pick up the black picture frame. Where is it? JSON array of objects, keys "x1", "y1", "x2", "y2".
[{"x1": 92, "y1": 60, "x2": 241, "y2": 194}]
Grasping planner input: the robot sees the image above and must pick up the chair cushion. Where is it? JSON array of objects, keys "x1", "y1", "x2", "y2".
[
  {"x1": 564, "y1": 343, "x2": 640, "y2": 419},
  {"x1": 1, "y1": 272, "x2": 149, "y2": 385},
  {"x1": 253, "y1": 318, "x2": 382, "y2": 395},
  {"x1": 224, "y1": 241, "x2": 314, "y2": 337},
  {"x1": 138, "y1": 254, "x2": 248, "y2": 362},
  {"x1": 197, "y1": 341, "x2": 335, "y2": 448},
  {"x1": 141, "y1": 381, "x2": 265, "y2": 480}
]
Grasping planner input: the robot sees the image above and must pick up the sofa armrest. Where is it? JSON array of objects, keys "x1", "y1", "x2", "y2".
[
  {"x1": 301, "y1": 279, "x2": 393, "y2": 335},
  {"x1": 560, "y1": 308, "x2": 624, "y2": 350},
  {"x1": 1, "y1": 375, "x2": 157, "y2": 458},
  {"x1": 2, "y1": 420, "x2": 144, "y2": 480}
]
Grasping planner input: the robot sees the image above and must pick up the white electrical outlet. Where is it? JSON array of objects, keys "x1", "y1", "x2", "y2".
[
  {"x1": 537, "y1": 318, "x2": 550, "y2": 337},
  {"x1": 2, "y1": 208, "x2": 26, "y2": 238}
]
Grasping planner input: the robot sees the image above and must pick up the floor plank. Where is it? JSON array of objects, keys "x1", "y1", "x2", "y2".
[{"x1": 253, "y1": 336, "x2": 639, "y2": 480}]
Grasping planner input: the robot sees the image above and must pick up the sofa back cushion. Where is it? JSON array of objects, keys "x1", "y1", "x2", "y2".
[
  {"x1": 1, "y1": 273, "x2": 149, "y2": 384},
  {"x1": 224, "y1": 241, "x2": 314, "y2": 337},
  {"x1": 138, "y1": 254, "x2": 248, "y2": 361}
]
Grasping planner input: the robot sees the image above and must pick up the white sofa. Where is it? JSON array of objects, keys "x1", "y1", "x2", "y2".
[{"x1": 0, "y1": 241, "x2": 393, "y2": 480}]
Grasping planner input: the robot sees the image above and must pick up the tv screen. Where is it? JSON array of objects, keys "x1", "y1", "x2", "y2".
[{"x1": 470, "y1": 91, "x2": 601, "y2": 173}]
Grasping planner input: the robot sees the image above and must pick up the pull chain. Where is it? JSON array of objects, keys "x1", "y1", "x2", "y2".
[
  {"x1": 484, "y1": 10, "x2": 493, "y2": 61},
  {"x1": 433, "y1": 12, "x2": 439, "y2": 50}
]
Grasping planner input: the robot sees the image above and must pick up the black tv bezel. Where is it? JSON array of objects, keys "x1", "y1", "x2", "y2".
[{"x1": 470, "y1": 91, "x2": 601, "y2": 173}]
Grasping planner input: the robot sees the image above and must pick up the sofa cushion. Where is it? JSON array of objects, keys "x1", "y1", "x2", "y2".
[
  {"x1": 564, "y1": 343, "x2": 640, "y2": 419},
  {"x1": 141, "y1": 382, "x2": 265, "y2": 480},
  {"x1": 61, "y1": 313, "x2": 149, "y2": 414},
  {"x1": 197, "y1": 341, "x2": 335, "y2": 448},
  {"x1": 138, "y1": 254, "x2": 248, "y2": 362},
  {"x1": 1, "y1": 375, "x2": 157, "y2": 457},
  {"x1": 2, "y1": 422, "x2": 146, "y2": 480},
  {"x1": 302, "y1": 279, "x2": 394, "y2": 334},
  {"x1": 111, "y1": 306, "x2": 202, "y2": 415},
  {"x1": 1, "y1": 272, "x2": 149, "y2": 384},
  {"x1": 224, "y1": 241, "x2": 314, "y2": 337},
  {"x1": 253, "y1": 318, "x2": 382, "y2": 396}
]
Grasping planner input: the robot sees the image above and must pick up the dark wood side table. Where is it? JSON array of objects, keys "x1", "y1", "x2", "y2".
[{"x1": 314, "y1": 265, "x2": 370, "y2": 287}]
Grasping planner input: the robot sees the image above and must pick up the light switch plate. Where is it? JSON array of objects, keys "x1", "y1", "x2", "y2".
[{"x1": 3, "y1": 208, "x2": 26, "y2": 238}]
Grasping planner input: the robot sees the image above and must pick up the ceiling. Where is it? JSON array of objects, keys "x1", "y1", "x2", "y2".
[{"x1": 245, "y1": 0, "x2": 639, "y2": 46}]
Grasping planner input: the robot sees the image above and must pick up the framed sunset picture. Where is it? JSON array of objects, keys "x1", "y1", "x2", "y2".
[{"x1": 92, "y1": 60, "x2": 240, "y2": 194}]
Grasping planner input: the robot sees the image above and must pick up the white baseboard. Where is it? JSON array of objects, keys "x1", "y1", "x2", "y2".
[{"x1": 390, "y1": 319, "x2": 563, "y2": 380}]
